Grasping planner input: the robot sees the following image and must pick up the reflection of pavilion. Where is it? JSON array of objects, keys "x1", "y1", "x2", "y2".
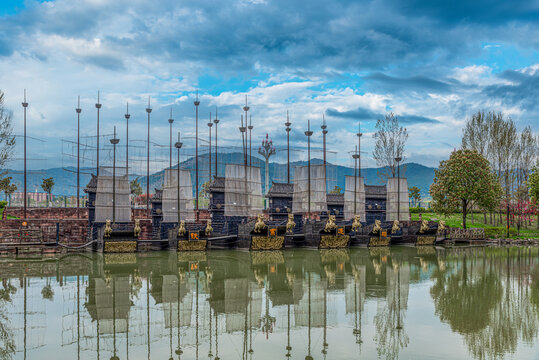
[{"x1": 85, "y1": 276, "x2": 133, "y2": 334}]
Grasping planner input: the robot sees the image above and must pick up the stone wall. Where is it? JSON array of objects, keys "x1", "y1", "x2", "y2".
[
  {"x1": 5, "y1": 207, "x2": 158, "y2": 220},
  {"x1": 4, "y1": 207, "x2": 88, "y2": 219},
  {"x1": 0, "y1": 218, "x2": 89, "y2": 245}
]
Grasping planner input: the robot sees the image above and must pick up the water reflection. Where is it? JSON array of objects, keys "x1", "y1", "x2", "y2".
[{"x1": 0, "y1": 247, "x2": 538, "y2": 359}]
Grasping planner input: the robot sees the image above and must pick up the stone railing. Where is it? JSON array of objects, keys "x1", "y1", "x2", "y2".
[{"x1": 449, "y1": 227, "x2": 485, "y2": 241}]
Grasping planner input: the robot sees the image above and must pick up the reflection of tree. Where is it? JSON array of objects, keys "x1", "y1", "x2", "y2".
[
  {"x1": 431, "y1": 258, "x2": 502, "y2": 334},
  {"x1": 0, "y1": 280, "x2": 16, "y2": 359},
  {"x1": 532, "y1": 268, "x2": 539, "y2": 311},
  {"x1": 431, "y1": 251, "x2": 539, "y2": 360},
  {"x1": 373, "y1": 261, "x2": 410, "y2": 360}
]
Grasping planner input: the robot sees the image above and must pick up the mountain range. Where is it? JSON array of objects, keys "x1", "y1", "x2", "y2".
[{"x1": 1, "y1": 153, "x2": 436, "y2": 197}]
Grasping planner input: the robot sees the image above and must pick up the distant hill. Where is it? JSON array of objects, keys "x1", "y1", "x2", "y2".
[{"x1": 1, "y1": 153, "x2": 436, "y2": 197}]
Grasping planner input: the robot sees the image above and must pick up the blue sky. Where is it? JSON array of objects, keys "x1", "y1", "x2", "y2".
[{"x1": 0, "y1": 0, "x2": 537, "y2": 171}]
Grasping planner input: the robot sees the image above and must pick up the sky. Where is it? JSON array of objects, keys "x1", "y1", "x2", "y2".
[{"x1": 0, "y1": 0, "x2": 537, "y2": 171}]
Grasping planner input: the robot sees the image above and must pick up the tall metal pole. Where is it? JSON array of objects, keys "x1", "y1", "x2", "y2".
[
  {"x1": 110, "y1": 126, "x2": 119, "y2": 223},
  {"x1": 76, "y1": 96, "x2": 81, "y2": 218},
  {"x1": 213, "y1": 108, "x2": 219, "y2": 177},
  {"x1": 321, "y1": 114, "x2": 327, "y2": 193},
  {"x1": 168, "y1": 108, "x2": 174, "y2": 170},
  {"x1": 248, "y1": 114, "x2": 253, "y2": 167},
  {"x1": 240, "y1": 115, "x2": 247, "y2": 166},
  {"x1": 194, "y1": 91, "x2": 200, "y2": 220},
  {"x1": 258, "y1": 135, "x2": 275, "y2": 200},
  {"x1": 146, "y1": 97, "x2": 152, "y2": 216},
  {"x1": 125, "y1": 103, "x2": 130, "y2": 180},
  {"x1": 243, "y1": 96, "x2": 249, "y2": 166},
  {"x1": 175, "y1": 132, "x2": 183, "y2": 224},
  {"x1": 95, "y1": 91, "x2": 101, "y2": 177},
  {"x1": 22, "y1": 90, "x2": 28, "y2": 218},
  {"x1": 305, "y1": 120, "x2": 313, "y2": 215},
  {"x1": 395, "y1": 156, "x2": 402, "y2": 221},
  {"x1": 208, "y1": 112, "x2": 213, "y2": 180},
  {"x1": 352, "y1": 146, "x2": 360, "y2": 216},
  {"x1": 357, "y1": 122, "x2": 363, "y2": 178},
  {"x1": 285, "y1": 111, "x2": 291, "y2": 184},
  {"x1": 322, "y1": 114, "x2": 327, "y2": 170}
]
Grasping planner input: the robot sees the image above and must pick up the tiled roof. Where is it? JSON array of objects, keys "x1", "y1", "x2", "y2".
[
  {"x1": 326, "y1": 193, "x2": 344, "y2": 205},
  {"x1": 84, "y1": 174, "x2": 98, "y2": 193},
  {"x1": 365, "y1": 185, "x2": 386, "y2": 198},
  {"x1": 151, "y1": 188, "x2": 163, "y2": 202},
  {"x1": 209, "y1": 176, "x2": 225, "y2": 191},
  {"x1": 266, "y1": 182, "x2": 294, "y2": 197}
]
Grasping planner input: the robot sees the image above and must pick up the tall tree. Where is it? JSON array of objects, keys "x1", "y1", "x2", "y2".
[
  {"x1": 516, "y1": 126, "x2": 537, "y2": 199},
  {"x1": 430, "y1": 149, "x2": 502, "y2": 229},
  {"x1": 40, "y1": 177, "x2": 54, "y2": 207},
  {"x1": 529, "y1": 163, "x2": 539, "y2": 202},
  {"x1": 0, "y1": 176, "x2": 16, "y2": 201},
  {"x1": 529, "y1": 163, "x2": 539, "y2": 229},
  {"x1": 0, "y1": 91, "x2": 15, "y2": 175},
  {"x1": 373, "y1": 113, "x2": 408, "y2": 179},
  {"x1": 130, "y1": 177, "x2": 143, "y2": 196},
  {"x1": 461, "y1": 110, "x2": 490, "y2": 156},
  {"x1": 408, "y1": 186, "x2": 421, "y2": 207}
]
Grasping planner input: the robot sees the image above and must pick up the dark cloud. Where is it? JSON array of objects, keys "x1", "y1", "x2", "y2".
[
  {"x1": 363, "y1": 73, "x2": 455, "y2": 93},
  {"x1": 326, "y1": 107, "x2": 440, "y2": 124},
  {"x1": 395, "y1": 0, "x2": 539, "y2": 25},
  {"x1": 326, "y1": 107, "x2": 379, "y2": 120},
  {"x1": 484, "y1": 70, "x2": 539, "y2": 111},
  {"x1": 0, "y1": 0, "x2": 536, "y2": 75},
  {"x1": 83, "y1": 54, "x2": 125, "y2": 71}
]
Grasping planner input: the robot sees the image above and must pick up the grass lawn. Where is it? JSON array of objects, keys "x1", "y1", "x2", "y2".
[
  {"x1": 411, "y1": 212, "x2": 539, "y2": 239},
  {"x1": 0, "y1": 206, "x2": 18, "y2": 220}
]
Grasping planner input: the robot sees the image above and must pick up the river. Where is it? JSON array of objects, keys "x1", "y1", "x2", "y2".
[{"x1": 0, "y1": 246, "x2": 538, "y2": 359}]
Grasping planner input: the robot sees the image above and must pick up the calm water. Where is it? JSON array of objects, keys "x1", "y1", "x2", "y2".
[{"x1": 1, "y1": 247, "x2": 539, "y2": 360}]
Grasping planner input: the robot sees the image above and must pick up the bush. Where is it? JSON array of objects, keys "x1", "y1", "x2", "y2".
[
  {"x1": 409, "y1": 206, "x2": 427, "y2": 213},
  {"x1": 0, "y1": 200, "x2": 6, "y2": 209},
  {"x1": 484, "y1": 226, "x2": 517, "y2": 239}
]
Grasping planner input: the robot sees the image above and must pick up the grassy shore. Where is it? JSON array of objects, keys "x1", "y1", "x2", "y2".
[{"x1": 411, "y1": 212, "x2": 539, "y2": 239}]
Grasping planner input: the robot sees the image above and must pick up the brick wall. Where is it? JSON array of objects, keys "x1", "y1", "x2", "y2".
[
  {"x1": 4, "y1": 207, "x2": 88, "y2": 219},
  {"x1": 0, "y1": 218, "x2": 89, "y2": 245}
]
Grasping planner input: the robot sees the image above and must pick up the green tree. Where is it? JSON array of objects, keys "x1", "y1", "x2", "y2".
[
  {"x1": 529, "y1": 163, "x2": 539, "y2": 202},
  {"x1": 41, "y1": 177, "x2": 54, "y2": 206},
  {"x1": 408, "y1": 186, "x2": 421, "y2": 207},
  {"x1": 0, "y1": 91, "x2": 15, "y2": 173},
  {"x1": 130, "y1": 177, "x2": 143, "y2": 196},
  {"x1": 0, "y1": 176, "x2": 16, "y2": 201},
  {"x1": 529, "y1": 163, "x2": 539, "y2": 229},
  {"x1": 329, "y1": 185, "x2": 343, "y2": 194},
  {"x1": 430, "y1": 149, "x2": 502, "y2": 229}
]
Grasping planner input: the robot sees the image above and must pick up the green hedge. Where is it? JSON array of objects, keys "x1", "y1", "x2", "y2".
[
  {"x1": 0, "y1": 200, "x2": 6, "y2": 219},
  {"x1": 484, "y1": 226, "x2": 517, "y2": 239},
  {"x1": 409, "y1": 207, "x2": 427, "y2": 213}
]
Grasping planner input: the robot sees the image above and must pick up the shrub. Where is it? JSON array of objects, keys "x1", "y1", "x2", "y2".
[
  {"x1": 484, "y1": 226, "x2": 517, "y2": 239},
  {"x1": 409, "y1": 206, "x2": 426, "y2": 213}
]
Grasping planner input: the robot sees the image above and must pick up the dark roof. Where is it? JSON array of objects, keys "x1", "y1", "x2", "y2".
[
  {"x1": 266, "y1": 182, "x2": 294, "y2": 198},
  {"x1": 84, "y1": 174, "x2": 98, "y2": 193},
  {"x1": 210, "y1": 176, "x2": 225, "y2": 191},
  {"x1": 151, "y1": 188, "x2": 163, "y2": 202},
  {"x1": 326, "y1": 193, "x2": 344, "y2": 205},
  {"x1": 365, "y1": 185, "x2": 386, "y2": 199}
]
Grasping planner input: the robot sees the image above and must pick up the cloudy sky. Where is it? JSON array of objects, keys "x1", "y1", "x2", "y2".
[{"x1": 0, "y1": 0, "x2": 537, "y2": 171}]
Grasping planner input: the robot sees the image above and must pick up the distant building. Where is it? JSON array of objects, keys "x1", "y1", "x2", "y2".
[{"x1": 10, "y1": 191, "x2": 48, "y2": 202}]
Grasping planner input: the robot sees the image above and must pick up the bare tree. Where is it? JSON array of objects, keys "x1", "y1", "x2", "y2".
[
  {"x1": 462, "y1": 110, "x2": 490, "y2": 156},
  {"x1": 373, "y1": 113, "x2": 408, "y2": 179},
  {"x1": 0, "y1": 91, "x2": 15, "y2": 173}
]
